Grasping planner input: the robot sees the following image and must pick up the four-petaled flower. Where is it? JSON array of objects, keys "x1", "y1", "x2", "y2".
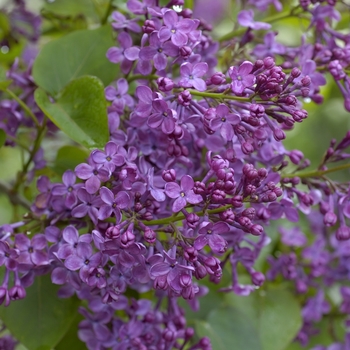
[
  {"x1": 165, "y1": 175, "x2": 202, "y2": 212},
  {"x1": 228, "y1": 61, "x2": 256, "y2": 95}
]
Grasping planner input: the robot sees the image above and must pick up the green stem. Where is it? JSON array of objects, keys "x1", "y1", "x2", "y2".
[
  {"x1": 12, "y1": 120, "x2": 47, "y2": 193},
  {"x1": 127, "y1": 74, "x2": 159, "y2": 83},
  {"x1": 101, "y1": 0, "x2": 113, "y2": 25},
  {"x1": 218, "y1": 6, "x2": 303, "y2": 42},
  {"x1": 3, "y1": 88, "x2": 40, "y2": 128},
  {"x1": 143, "y1": 204, "x2": 232, "y2": 226},
  {"x1": 282, "y1": 163, "x2": 350, "y2": 179},
  {"x1": 188, "y1": 89, "x2": 252, "y2": 102}
]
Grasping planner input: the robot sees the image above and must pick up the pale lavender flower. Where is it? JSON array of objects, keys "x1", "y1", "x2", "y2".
[
  {"x1": 111, "y1": 11, "x2": 141, "y2": 33},
  {"x1": 158, "y1": 10, "x2": 199, "y2": 47},
  {"x1": 139, "y1": 32, "x2": 178, "y2": 71},
  {"x1": 228, "y1": 61, "x2": 256, "y2": 95},
  {"x1": 237, "y1": 10, "x2": 271, "y2": 30},
  {"x1": 253, "y1": 32, "x2": 286, "y2": 58},
  {"x1": 179, "y1": 62, "x2": 208, "y2": 92}
]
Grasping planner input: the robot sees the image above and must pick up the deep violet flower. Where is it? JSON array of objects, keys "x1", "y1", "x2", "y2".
[{"x1": 165, "y1": 175, "x2": 202, "y2": 212}]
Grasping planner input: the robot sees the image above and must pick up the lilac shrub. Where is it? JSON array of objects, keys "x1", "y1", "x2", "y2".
[{"x1": 0, "y1": 0, "x2": 350, "y2": 349}]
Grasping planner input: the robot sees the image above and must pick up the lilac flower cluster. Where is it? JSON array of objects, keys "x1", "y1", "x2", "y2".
[{"x1": 0, "y1": 0, "x2": 350, "y2": 349}]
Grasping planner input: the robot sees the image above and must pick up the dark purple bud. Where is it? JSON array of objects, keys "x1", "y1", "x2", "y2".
[
  {"x1": 194, "y1": 263, "x2": 207, "y2": 279},
  {"x1": 258, "y1": 168, "x2": 267, "y2": 178},
  {"x1": 237, "y1": 216, "x2": 251, "y2": 227},
  {"x1": 273, "y1": 187, "x2": 283, "y2": 197},
  {"x1": 212, "y1": 189, "x2": 226, "y2": 202},
  {"x1": 250, "y1": 224, "x2": 263, "y2": 236},
  {"x1": 120, "y1": 230, "x2": 135, "y2": 247},
  {"x1": 301, "y1": 76, "x2": 311, "y2": 87},
  {"x1": 336, "y1": 226, "x2": 350, "y2": 240},
  {"x1": 289, "y1": 150, "x2": 304, "y2": 165},
  {"x1": 144, "y1": 228, "x2": 156, "y2": 243},
  {"x1": 250, "y1": 104, "x2": 265, "y2": 118},
  {"x1": 163, "y1": 329, "x2": 175, "y2": 342},
  {"x1": 186, "y1": 213, "x2": 200, "y2": 228},
  {"x1": 291, "y1": 67, "x2": 301, "y2": 78},
  {"x1": 242, "y1": 142, "x2": 254, "y2": 154},
  {"x1": 323, "y1": 212, "x2": 337, "y2": 226},
  {"x1": 231, "y1": 195, "x2": 243, "y2": 207},
  {"x1": 251, "y1": 271, "x2": 265, "y2": 286},
  {"x1": 210, "y1": 72, "x2": 226, "y2": 85},
  {"x1": 253, "y1": 60, "x2": 264, "y2": 70},
  {"x1": 180, "y1": 274, "x2": 192, "y2": 288},
  {"x1": 185, "y1": 327, "x2": 195, "y2": 339},
  {"x1": 143, "y1": 211, "x2": 153, "y2": 221},
  {"x1": 184, "y1": 246, "x2": 198, "y2": 262},
  {"x1": 9, "y1": 285, "x2": 26, "y2": 301},
  {"x1": 106, "y1": 225, "x2": 120, "y2": 239},
  {"x1": 242, "y1": 207, "x2": 255, "y2": 219},
  {"x1": 142, "y1": 20, "x2": 155, "y2": 33},
  {"x1": 178, "y1": 90, "x2": 192, "y2": 106},
  {"x1": 180, "y1": 46, "x2": 192, "y2": 58},
  {"x1": 263, "y1": 57, "x2": 275, "y2": 69},
  {"x1": 157, "y1": 77, "x2": 174, "y2": 92},
  {"x1": 220, "y1": 208, "x2": 235, "y2": 223},
  {"x1": 180, "y1": 8, "x2": 193, "y2": 18},
  {"x1": 162, "y1": 169, "x2": 176, "y2": 182}
]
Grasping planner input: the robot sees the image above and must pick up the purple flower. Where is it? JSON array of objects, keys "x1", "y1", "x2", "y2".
[
  {"x1": 228, "y1": 61, "x2": 256, "y2": 95},
  {"x1": 104, "y1": 79, "x2": 134, "y2": 114},
  {"x1": 302, "y1": 290, "x2": 330, "y2": 322},
  {"x1": 71, "y1": 188, "x2": 103, "y2": 225},
  {"x1": 57, "y1": 226, "x2": 92, "y2": 259},
  {"x1": 98, "y1": 187, "x2": 130, "y2": 222},
  {"x1": 237, "y1": 10, "x2": 271, "y2": 30},
  {"x1": 150, "y1": 246, "x2": 194, "y2": 293},
  {"x1": 75, "y1": 160, "x2": 110, "y2": 194},
  {"x1": 179, "y1": 62, "x2": 208, "y2": 91},
  {"x1": 64, "y1": 244, "x2": 103, "y2": 282},
  {"x1": 15, "y1": 234, "x2": 48, "y2": 266},
  {"x1": 248, "y1": 0, "x2": 282, "y2": 12},
  {"x1": 0, "y1": 241, "x2": 19, "y2": 270},
  {"x1": 51, "y1": 170, "x2": 83, "y2": 209},
  {"x1": 278, "y1": 226, "x2": 307, "y2": 247},
  {"x1": 106, "y1": 32, "x2": 139, "y2": 74},
  {"x1": 147, "y1": 98, "x2": 176, "y2": 134},
  {"x1": 158, "y1": 10, "x2": 199, "y2": 47},
  {"x1": 91, "y1": 141, "x2": 125, "y2": 173},
  {"x1": 139, "y1": 32, "x2": 178, "y2": 71},
  {"x1": 194, "y1": 221, "x2": 229, "y2": 254},
  {"x1": 209, "y1": 104, "x2": 241, "y2": 141},
  {"x1": 111, "y1": 11, "x2": 141, "y2": 33},
  {"x1": 268, "y1": 198, "x2": 299, "y2": 222},
  {"x1": 253, "y1": 32, "x2": 286, "y2": 58},
  {"x1": 165, "y1": 175, "x2": 202, "y2": 212}
]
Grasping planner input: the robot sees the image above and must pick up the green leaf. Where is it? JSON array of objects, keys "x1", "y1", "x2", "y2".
[
  {"x1": 42, "y1": 0, "x2": 99, "y2": 20},
  {"x1": 35, "y1": 76, "x2": 109, "y2": 149},
  {"x1": 32, "y1": 25, "x2": 119, "y2": 97},
  {"x1": 195, "y1": 306, "x2": 262, "y2": 350},
  {"x1": 0, "y1": 275, "x2": 80, "y2": 350},
  {"x1": 54, "y1": 145, "x2": 90, "y2": 175},
  {"x1": 258, "y1": 289, "x2": 302, "y2": 350},
  {"x1": 55, "y1": 313, "x2": 86, "y2": 350},
  {"x1": 0, "y1": 129, "x2": 5, "y2": 148},
  {"x1": 225, "y1": 287, "x2": 302, "y2": 350}
]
